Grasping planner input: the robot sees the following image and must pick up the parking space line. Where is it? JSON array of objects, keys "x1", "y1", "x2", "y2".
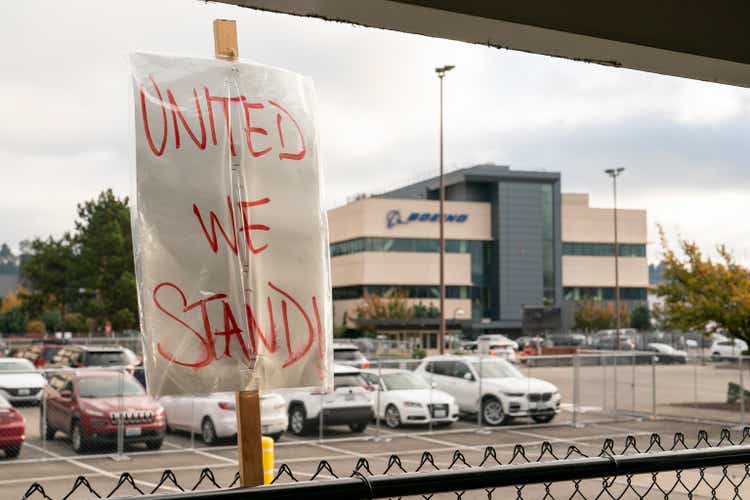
[
  {"x1": 193, "y1": 448, "x2": 238, "y2": 465},
  {"x1": 313, "y1": 442, "x2": 363, "y2": 457},
  {"x1": 23, "y1": 442, "x2": 180, "y2": 493},
  {"x1": 410, "y1": 434, "x2": 478, "y2": 450}
]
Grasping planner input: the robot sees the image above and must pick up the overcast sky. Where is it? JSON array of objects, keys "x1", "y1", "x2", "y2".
[{"x1": 2, "y1": 1, "x2": 749, "y2": 265}]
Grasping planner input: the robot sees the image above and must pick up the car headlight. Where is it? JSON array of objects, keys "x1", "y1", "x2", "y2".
[
  {"x1": 501, "y1": 392, "x2": 524, "y2": 398},
  {"x1": 86, "y1": 409, "x2": 106, "y2": 418},
  {"x1": 403, "y1": 401, "x2": 423, "y2": 408}
]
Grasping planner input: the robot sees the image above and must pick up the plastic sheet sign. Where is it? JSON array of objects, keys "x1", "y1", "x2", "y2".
[{"x1": 130, "y1": 53, "x2": 332, "y2": 397}]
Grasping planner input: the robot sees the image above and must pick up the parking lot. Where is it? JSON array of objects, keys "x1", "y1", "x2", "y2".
[
  {"x1": 9, "y1": 362, "x2": 750, "y2": 499},
  {"x1": 10, "y1": 413, "x2": 750, "y2": 499}
]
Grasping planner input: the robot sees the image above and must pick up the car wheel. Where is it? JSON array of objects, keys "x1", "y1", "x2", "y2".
[
  {"x1": 71, "y1": 421, "x2": 87, "y2": 454},
  {"x1": 531, "y1": 414, "x2": 555, "y2": 424},
  {"x1": 481, "y1": 397, "x2": 507, "y2": 426},
  {"x1": 40, "y1": 411, "x2": 55, "y2": 440},
  {"x1": 349, "y1": 422, "x2": 367, "y2": 433},
  {"x1": 201, "y1": 417, "x2": 217, "y2": 445},
  {"x1": 268, "y1": 432, "x2": 283, "y2": 442},
  {"x1": 146, "y1": 439, "x2": 163, "y2": 450},
  {"x1": 4, "y1": 446, "x2": 20, "y2": 458},
  {"x1": 288, "y1": 405, "x2": 309, "y2": 436},
  {"x1": 384, "y1": 404, "x2": 401, "y2": 429}
]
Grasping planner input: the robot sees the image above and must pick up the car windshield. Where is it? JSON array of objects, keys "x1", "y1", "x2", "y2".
[
  {"x1": 382, "y1": 372, "x2": 429, "y2": 390},
  {"x1": 86, "y1": 352, "x2": 128, "y2": 366},
  {"x1": 471, "y1": 360, "x2": 522, "y2": 379},
  {"x1": 0, "y1": 359, "x2": 35, "y2": 371},
  {"x1": 78, "y1": 376, "x2": 145, "y2": 398},
  {"x1": 334, "y1": 349, "x2": 363, "y2": 361},
  {"x1": 333, "y1": 374, "x2": 365, "y2": 389}
]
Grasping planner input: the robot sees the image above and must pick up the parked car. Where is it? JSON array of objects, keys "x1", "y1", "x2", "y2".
[
  {"x1": 333, "y1": 344, "x2": 370, "y2": 369},
  {"x1": 281, "y1": 365, "x2": 373, "y2": 436},
  {"x1": 16, "y1": 341, "x2": 65, "y2": 368},
  {"x1": 477, "y1": 335, "x2": 518, "y2": 362},
  {"x1": 361, "y1": 369, "x2": 458, "y2": 428},
  {"x1": 0, "y1": 358, "x2": 46, "y2": 405},
  {"x1": 645, "y1": 343, "x2": 688, "y2": 364},
  {"x1": 546, "y1": 334, "x2": 587, "y2": 347},
  {"x1": 460, "y1": 341, "x2": 478, "y2": 353},
  {"x1": 159, "y1": 392, "x2": 287, "y2": 444},
  {"x1": 477, "y1": 334, "x2": 519, "y2": 351},
  {"x1": 0, "y1": 394, "x2": 25, "y2": 458},
  {"x1": 40, "y1": 370, "x2": 165, "y2": 453},
  {"x1": 49, "y1": 345, "x2": 138, "y2": 370},
  {"x1": 710, "y1": 338, "x2": 748, "y2": 361},
  {"x1": 591, "y1": 335, "x2": 635, "y2": 351},
  {"x1": 414, "y1": 355, "x2": 560, "y2": 426}
]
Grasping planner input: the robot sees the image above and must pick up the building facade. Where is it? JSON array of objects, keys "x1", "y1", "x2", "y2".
[{"x1": 328, "y1": 165, "x2": 648, "y2": 340}]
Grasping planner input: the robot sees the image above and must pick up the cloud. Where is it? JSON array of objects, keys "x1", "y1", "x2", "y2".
[{"x1": 0, "y1": 0, "x2": 748, "y2": 266}]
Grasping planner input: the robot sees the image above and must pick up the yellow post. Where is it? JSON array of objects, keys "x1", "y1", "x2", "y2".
[{"x1": 262, "y1": 436, "x2": 274, "y2": 485}]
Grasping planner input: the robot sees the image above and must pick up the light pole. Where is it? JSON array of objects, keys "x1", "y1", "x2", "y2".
[
  {"x1": 605, "y1": 167, "x2": 625, "y2": 351},
  {"x1": 436, "y1": 64, "x2": 454, "y2": 355}
]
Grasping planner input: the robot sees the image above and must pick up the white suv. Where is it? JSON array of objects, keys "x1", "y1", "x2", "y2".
[
  {"x1": 710, "y1": 338, "x2": 748, "y2": 361},
  {"x1": 415, "y1": 355, "x2": 560, "y2": 426},
  {"x1": 281, "y1": 365, "x2": 374, "y2": 436}
]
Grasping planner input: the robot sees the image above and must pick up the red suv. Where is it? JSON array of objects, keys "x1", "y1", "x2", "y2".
[{"x1": 41, "y1": 370, "x2": 165, "y2": 453}]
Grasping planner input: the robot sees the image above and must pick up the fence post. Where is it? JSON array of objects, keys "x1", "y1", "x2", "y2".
[
  {"x1": 572, "y1": 352, "x2": 580, "y2": 427},
  {"x1": 602, "y1": 354, "x2": 607, "y2": 414},
  {"x1": 613, "y1": 352, "x2": 618, "y2": 414},
  {"x1": 631, "y1": 350, "x2": 636, "y2": 413},
  {"x1": 190, "y1": 397, "x2": 195, "y2": 450},
  {"x1": 318, "y1": 390, "x2": 324, "y2": 443},
  {"x1": 476, "y1": 353, "x2": 490, "y2": 435},
  {"x1": 114, "y1": 368, "x2": 128, "y2": 461},
  {"x1": 693, "y1": 351, "x2": 698, "y2": 411},
  {"x1": 375, "y1": 346, "x2": 381, "y2": 440},
  {"x1": 651, "y1": 353, "x2": 656, "y2": 418},
  {"x1": 740, "y1": 355, "x2": 746, "y2": 427}
]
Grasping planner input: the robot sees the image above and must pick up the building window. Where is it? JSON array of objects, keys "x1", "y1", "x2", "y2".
[
  {"x1": 562, "y1": 242, "x2": 646, "y2": 257},
  {"x1": 332, "y1": 285, "x2": 479, "y2": 301},
  {"x1": 563, "y1": 287, "x2": 647, "y2": 301}
]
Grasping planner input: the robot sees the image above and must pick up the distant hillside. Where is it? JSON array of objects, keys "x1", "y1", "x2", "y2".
[{"x1": 0, "y1": 243, "x2": 18, "y2": 275}]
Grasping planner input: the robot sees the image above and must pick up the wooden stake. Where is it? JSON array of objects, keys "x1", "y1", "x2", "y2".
[
  {"x1": 213, "y1": 18, "x2": 263, "y2": 488},
  {"x1": 235, "y1": 390, "x2": 264, "y2": 487},
  {"x1": 213, "y1": 19, "x2": 239, "y2": 60}
]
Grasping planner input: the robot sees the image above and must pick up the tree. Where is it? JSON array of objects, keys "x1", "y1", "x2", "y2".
[
  {"x1": 1, "y1": 289, "x2": 21, "y2": 313},
  {"x1": 630, "y1": 304, "x2": 651, "y2": 331},
  {"x1": 656, "y1": 227, "x2": 750, "y2": 342},
  {"x1": 574, "y1": 299, "x2": 630, "y2": 332},
  {"x1": 355, "y1": 290, "x2": 414, "y2": 332},
  {"x1": 18, "y1": 236, "x2": 75, "y2": 318},
  {"x1": 72, "y1": 189, "x2": 137, "y2": 331},
  {"x1": 0, "y1": 309, "x2": 26, "y2": 334}
]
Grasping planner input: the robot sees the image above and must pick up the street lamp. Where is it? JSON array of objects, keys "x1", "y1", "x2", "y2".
[
  {"x1": 605, "y1": 167, "x2": 625, "y2": 350},
  {"x1": 436, "y1": 64, "x2": 454, "y2": 355}
]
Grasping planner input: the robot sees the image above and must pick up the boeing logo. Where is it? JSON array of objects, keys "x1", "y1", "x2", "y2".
[{"x1": 386, "y1": 209, "x2": 469, "y2": 229}]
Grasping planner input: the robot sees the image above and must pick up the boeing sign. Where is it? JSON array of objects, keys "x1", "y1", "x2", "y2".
[{"x1": 386, "y1": 209, "x2": 469, "y2": 229}]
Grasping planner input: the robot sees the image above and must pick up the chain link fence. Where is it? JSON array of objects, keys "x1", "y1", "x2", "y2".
[
  {"x1": 0, "y1": 349, "x2": 747, "y2": 463},
  {"x1": 20, "y1": 429, "x2": 750, "y2": 499}
]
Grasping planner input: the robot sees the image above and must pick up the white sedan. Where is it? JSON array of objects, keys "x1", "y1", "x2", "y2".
[
  {"x1": 360, "y1": 369, "x2": 458, "y2": 428},
  {"x1": 159, "y1": 392, "x2": 287, "y2": 445},
  {"x1": 0, "y1": 358, "x2": 46, "y2": 405}
]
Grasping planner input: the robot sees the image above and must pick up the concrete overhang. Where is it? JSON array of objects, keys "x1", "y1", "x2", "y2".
[{"x1": 213, "y1": 1, "x2": 750, "y2": 88}]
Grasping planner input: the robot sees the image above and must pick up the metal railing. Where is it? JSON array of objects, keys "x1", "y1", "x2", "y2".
[{"x1": 21, "y1": 429, "x2": 750, "y2": 499}]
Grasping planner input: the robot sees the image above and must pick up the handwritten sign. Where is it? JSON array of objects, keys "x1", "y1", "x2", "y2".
[{"x1": 130, "y1": 53, "x2": 332, "y2": 396}]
